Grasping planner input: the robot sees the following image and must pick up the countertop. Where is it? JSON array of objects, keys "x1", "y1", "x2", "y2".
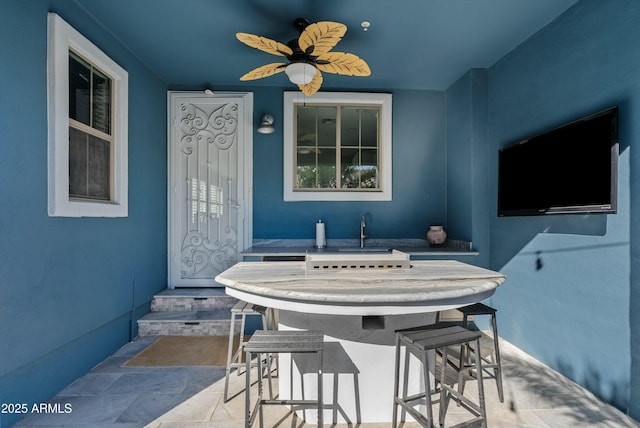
[
  {"x1": 242, "y1": 238, "x2": 478, "y2": 258},
  {"x1": 216, "y1": 259, "x2": 504, "y2": 315}
]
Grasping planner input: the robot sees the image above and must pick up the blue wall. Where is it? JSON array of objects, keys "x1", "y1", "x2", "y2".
[
  {"x1": 485, "y1": 0, "x2": 638, "y2": 416},
  {"x1": 0, "y1": 1, "x2": 168, "y2": 426},
  {"x1": 446, "y1": 69, "x2": 490, "y2": 268},
  {"x1": 2, "y1": 0, "x2": 640, "y2": 423},
  {"x1": 252, "y1": 88, "x2": 447, "y2": 240}
]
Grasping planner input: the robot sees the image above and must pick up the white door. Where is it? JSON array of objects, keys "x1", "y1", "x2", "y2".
[{"x1": 168, "y1": 92, "x2": 253, "y2": 288}]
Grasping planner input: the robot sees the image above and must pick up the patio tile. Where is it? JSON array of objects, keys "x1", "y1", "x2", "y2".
[
  {"x1": 57, "y1": 373, "x2": 122, "y2": 396},
  {"x1": 103, "y1": 370, "x2": 186, "y2": 395},
  {"x1": 115, "y1": 392, "x2": 212, "y2": 425},
  {"x1": 13, "y1": 394, "x2": 138, "y2": 426},
  {"x1": 11, "y1": 333, "x2": 640, "y2": 428}
]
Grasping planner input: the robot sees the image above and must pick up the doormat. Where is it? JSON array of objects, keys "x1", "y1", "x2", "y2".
[{"x1": 123, "y1": 336, "x2": 240, "y2": 367}]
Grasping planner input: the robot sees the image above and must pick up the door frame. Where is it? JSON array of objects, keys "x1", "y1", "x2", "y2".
[{"x1": 167, "y1": 91, "x2": 253, "y2": 288}]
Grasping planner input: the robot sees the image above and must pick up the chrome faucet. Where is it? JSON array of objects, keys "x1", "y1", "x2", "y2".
[{"x1": 360, "y1": 216, "x2": 367, "y2": 248}]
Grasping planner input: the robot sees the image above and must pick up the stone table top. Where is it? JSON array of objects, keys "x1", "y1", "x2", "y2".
[{"x1": 215, "y1": 259, "x2": 506, "y2": 315}]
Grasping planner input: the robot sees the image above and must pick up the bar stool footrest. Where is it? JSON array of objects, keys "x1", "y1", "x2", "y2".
[{"x1": 441, "y1": 384, "x2": 483, "y2": 417}]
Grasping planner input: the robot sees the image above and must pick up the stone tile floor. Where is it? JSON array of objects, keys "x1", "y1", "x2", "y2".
[{"x1": 12, "y1": 334, "x2": 639, "y2": 427}]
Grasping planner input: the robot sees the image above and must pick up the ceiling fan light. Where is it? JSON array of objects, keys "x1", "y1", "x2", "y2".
[{"x1": 285, "y1": 62, "x2": 316, "y2": 85}]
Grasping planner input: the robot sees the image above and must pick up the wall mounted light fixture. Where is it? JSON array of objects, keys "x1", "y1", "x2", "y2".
[{"x1": 257, "y1": 114, "x2": 275, "y2": 134}]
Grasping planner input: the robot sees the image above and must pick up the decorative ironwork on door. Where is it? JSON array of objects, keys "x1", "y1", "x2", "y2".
[{"x1": 178, "y1": 102, "x2": 239, "y2": 280}]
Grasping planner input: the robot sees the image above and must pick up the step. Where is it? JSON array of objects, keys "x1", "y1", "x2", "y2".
[
  {"x1": 150, "y1": 288, "x2": 238, "y2": 312},
  {"x1": 137, "y1": 309, "x2": 240, "y2": 336}
]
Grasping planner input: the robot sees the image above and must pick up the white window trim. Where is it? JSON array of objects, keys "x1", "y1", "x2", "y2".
[
  {"x1": 47, "y1": 13, "x2": 128, "y2": 217},
  {"x1": 283, "y1": 91, "x2": 392, "y2": 201}
]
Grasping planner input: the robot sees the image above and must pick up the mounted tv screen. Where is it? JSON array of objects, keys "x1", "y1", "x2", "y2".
[{"x1": 498, "y1": 106, "x2": 619, "y2": 216}]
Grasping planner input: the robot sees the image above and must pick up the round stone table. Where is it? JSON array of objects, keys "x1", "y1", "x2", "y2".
[{"x1": 216, "y1": 259, "x2": 506, "y2": 423}]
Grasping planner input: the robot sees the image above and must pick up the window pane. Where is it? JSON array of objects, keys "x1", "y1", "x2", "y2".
[
  {"x1": 296, "y1": 147, "x2": 316, "y2": 189},
  {"x1": 69, "y1": 127, "x2": 88, "y2": 196},
  {"x1": 360, "y1": 148, "x2": 379, "y2": 188},
  {"x1": 341, "y1": 107, "x2": 379, "y2": 148},
  {"x1": 317, "y1": 148, "x2": 336, "y2": 188},
  {"x1": 92, "y1": 68, "x2": 111, "y2": 135},
  {"x1": 69, "y1": 127, "x2": 111, "y2": 200},
  {"x1": 69, "y1": 53, "x2": 91, "y2": 126},
  {"x1": 297, "y1": 106, "x2": 316, "y2": 155},
  {"x1": 361, "y1": 148, "x2": 378, "y2": 169},
  {"x1": 341, "y1": 166, "x2": 379, "y2": 189},
  {"x1": 341, "y1": 148, "x2": 359, "y2": 188},
  {"x1": 360, "y1": 107, "x2": 379, "y2": 147},
  {"x1": 341, "y1": 107, "x2": 360, "y2": 147},
  {"x1": 316, "y1": 106, "x2": 336, "y2": 147},
  {"x1": 295, "y1": 166, "x2": 315, "y2": 189},
  {"x1": 87, "y1": 134, "x2": 111, "y2": 199},
  {"x1": 341, "y1": 147, "x2": 379, "y2": 189},
  {"x1": 296, "y1": 148, "x2": 337, "y2": 189},
  {"x1": 360, "y1": 167, "x2": 378, "y2": 188},
  {"x1": 296, "y1": 166, "x2": 337, "y2": 189}
]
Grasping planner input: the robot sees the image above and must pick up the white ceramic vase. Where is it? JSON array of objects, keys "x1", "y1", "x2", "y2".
[{"x1": 427, "y1": 225, "x2": 447, "y2": 245}]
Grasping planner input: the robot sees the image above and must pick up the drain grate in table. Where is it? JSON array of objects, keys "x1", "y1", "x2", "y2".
[{"x1": 305, "y1": 250, "x2": 411, "y2": 270}]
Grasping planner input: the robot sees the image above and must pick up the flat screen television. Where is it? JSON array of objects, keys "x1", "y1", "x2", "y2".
[{"x1": 498, "y1": 106, "x2": 619, "y2": 216}]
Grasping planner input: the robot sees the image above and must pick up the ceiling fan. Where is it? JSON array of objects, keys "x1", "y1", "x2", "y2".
[{"x1": 236, "y1": 18, "x2": 371, "y2": 96}]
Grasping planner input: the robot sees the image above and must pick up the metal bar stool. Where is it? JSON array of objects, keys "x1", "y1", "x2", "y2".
[
  {"x1": 392, "y1": 324, "x2": 487, "y2": 428},
  {"x1": 244, "y1": 330, "x2": 324, "y2": 428},
  {"x1": 458, "y1": 303, "x2": 504, "y2": 403},
  {"x1": 224, "y1": 301, "x2": 273, "y2": 402}
]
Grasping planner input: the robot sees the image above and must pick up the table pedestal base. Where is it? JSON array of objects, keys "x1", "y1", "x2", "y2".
[{"x1": 278, "y1": 310, "x2": 438, "y2": 424}]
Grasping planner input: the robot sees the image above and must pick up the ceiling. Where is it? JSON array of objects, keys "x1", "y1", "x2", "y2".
[{"x1": 73, "y1": 0, "x2": 579, "y2": 91}]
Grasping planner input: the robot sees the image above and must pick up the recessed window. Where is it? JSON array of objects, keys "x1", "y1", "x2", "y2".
[
  {"x1": 47, "y1": 13, "x2": 128, "y2": 217},
  {"x1": 284, "y1": 92, "x2": 392, "y2": 201}
]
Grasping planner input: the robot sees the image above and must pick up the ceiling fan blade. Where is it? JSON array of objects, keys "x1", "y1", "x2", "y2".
[
  {"x1": 298, "y1": 70, "x2": 323, "y2": 96},
  {"x1": 298, "y1": 21, "x2": 347, "y2": 56},
  {"x1": 316, "y1": 52, "x2": 371, "y2": 76},
  {"x1": 240, "y1": 63, "x2": 287, "y2": 81},
  {"x1": 236, "y1": 32, "x2": 293, "y2": 57}
]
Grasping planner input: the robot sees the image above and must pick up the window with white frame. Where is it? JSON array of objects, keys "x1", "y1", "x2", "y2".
[
  {"x1": 283, "y1": 92, "x2": 392, "y2": 201},
  {"x1": 47, "y1": 13, "x2": 128, "y2": 217}
]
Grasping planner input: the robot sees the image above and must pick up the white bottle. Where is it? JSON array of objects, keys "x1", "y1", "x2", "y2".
[{"x1": 316, "y1": 220, "x2": 326, "y2": 248}]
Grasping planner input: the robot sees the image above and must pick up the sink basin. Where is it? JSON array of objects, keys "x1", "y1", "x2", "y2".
[{"x1": 336, "y1": 247, "x2": 392, "y2": 253}]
